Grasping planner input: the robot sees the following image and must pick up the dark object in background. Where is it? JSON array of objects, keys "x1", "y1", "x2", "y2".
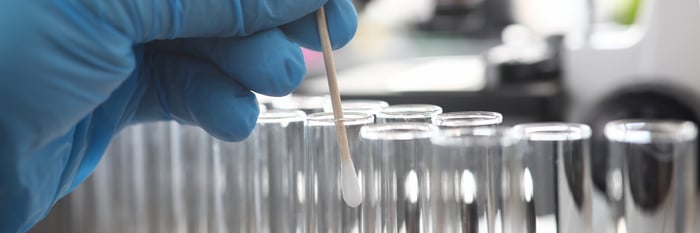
[
  {"x1": 484, "y1": 26, "x2": 562, "y2": 86},
  {"x1": 583, "y1": 86, "x2": 700, "y2": 192},
  {"x1": 415, "y1": 0, "x2": 512, "y2": 37}
]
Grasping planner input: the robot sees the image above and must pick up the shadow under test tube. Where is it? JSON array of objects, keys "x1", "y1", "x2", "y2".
[
  {"x1": 376, "y1": 104, "x2": 443, "y2": 123},
  {"x1": 306, "y1": 112, "x2": 374, "y2": 233},
  {"x1": 510, "y1": 123, "x2": 592, "y2": 233},
  {"x1": 360, "y1": 123, "x2": 439, "y2": 233},
  {"x1": 430, "y1": 126, "x2": 512, "y2": 233},
  {"x1": 604, "y1": 120, "x2": 697, "y2": 233}
]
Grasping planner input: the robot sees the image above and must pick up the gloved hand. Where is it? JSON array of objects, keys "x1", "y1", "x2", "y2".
[{"x1": 0, "y1": 0, "x2": 356, "y2": 232}]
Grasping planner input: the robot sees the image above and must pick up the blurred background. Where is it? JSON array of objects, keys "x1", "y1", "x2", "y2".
[
  {"x1": 294, "y1": 0, "x2": 700, "y2": 201},
  {"x1": 31, "y1": 0, "x2": 700, "y2": 231}
]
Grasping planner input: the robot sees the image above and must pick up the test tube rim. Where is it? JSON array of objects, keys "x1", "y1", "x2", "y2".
[
  {"x1": 512, "y1": 122, "x2": 592, "y2": 141},
  {"x1": 431, "y1": 111, "x2": 503, "y2": 127},
  {"x1": 375, "y1": 104, "x2": 443, "y2": 119},
  {"x1": 360, "y1": 122, "x2": 439, "y2": 140},
  {"x1": 257, "y1": 109, "x2": 307, "y2": 124},
  {"x1": 306, "y1": 111, "x2": 375, "y2": 126},
  {"x1": 604, "y1": 119, "x2": 698, "y2": 144},
  {"x1": 431, "y1": 126, "x2": 515, "y2": 147},
  {"x1": 322, "y1": 99, "x2": 390, "y2": 114}
]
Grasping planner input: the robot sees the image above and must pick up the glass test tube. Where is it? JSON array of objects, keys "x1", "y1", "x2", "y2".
[
  {"x1": 604, "y1": 120, "x2": 697, "y2": 233},
  {"x1": 360, "y1": 123, "x2": 439, "y2": 233},
  {"x1": 171, "y1": 124, "x2": 214, "y2": 233},
  {"x1": 432, "y1": 111, "x2": 503, "y2": 128},
  {"x1": 431, "y1": 110, "x2": 505, "y2": 233},
  {"x1": 259, "y1": 110, "x2": 306, "y2": 233},
  {"x1": 66, "y1": 123, "x2": 165, "y2": 233},
  {"x1": 137, "y1": 122, "x2": 177, "y2": 233},
  {"x1": 375, "y1": 104, "x2": 443, "y2": 123},
  {"x1": 323, "y1": 100, "x2": 390, "y2": 116},
  {"x1": 211, "y1": 133, "x2": 255, "y2": 233},
  {"x1": 509, "y1": 123, "x2": 592, "y2": 233},
  {"x1": 306, "y1": 112, "x2": 374, "y2": 233},
  {"x1": 271, "y1": 95, "x2": 330, "y2": 114},
  {"x1": 430, "y1": 126, "x2": 513, "y2": 233}
]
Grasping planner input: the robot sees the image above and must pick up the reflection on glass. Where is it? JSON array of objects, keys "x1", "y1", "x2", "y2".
[
  {"x1": 431, "y1": 111, "x2": 503, "y2": 128},
  {"x1": 605, "y1": 120, "x2": 697, "y2": 233},
  {"x1": 361, "y1": 123, "x2": 439, "y2": 233},
  {"x1": 510, "y1": 123, "x2": 592, "y2": 233},
  {"x1": 375, "y1": 104, "x2": 443, "y2": 123},
  {"x1": 430, "y1": 126, "x2": 512, "y2": 233}
]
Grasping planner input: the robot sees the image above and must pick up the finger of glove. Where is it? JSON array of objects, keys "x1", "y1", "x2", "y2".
[
  {"x1": 151, "y1": 28, "x2": 305, "y2": 97},
  {"x1": 79, "y1": 0, "x2": 327, "y2": 42},
  {"x1": 281, "y1": 0, "x2": 358, "y2": 51},
  {"x1": 140, "y1": 52, "x2": 259, "y2": 141}
]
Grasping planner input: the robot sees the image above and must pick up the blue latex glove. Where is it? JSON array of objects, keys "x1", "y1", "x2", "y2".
[{"x1": 0, "y1": 0, "x2": 356, "y2": 232}]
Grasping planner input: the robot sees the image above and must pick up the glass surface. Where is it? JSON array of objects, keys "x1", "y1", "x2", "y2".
[
  {"x1": 605, "y1": 120, "x2": 697, "y2": 233},
  {"x1": 509, "y1": 123, "x2": 592, "y2": 233},
  {"x1": 375, "y1": 104, "x2": 443, "y2": 123},
  {"x1": 174, "y1": 124, "x2": 214, "y2": 233},
  {"x1": 255, "y1": 110, "x2": 307, "y2": 233},
  {"x1": 430, "y1": 126, "x2": 513, "y2": 233},
  {"x1": 360, "y1": 123, "x2": 439, "y2": 233},
  {"x1": 431, "y1": 111, "x2": 503, "y2": 128},
  {"x1": 305, "y1": 112, "x2": 374, "y2": 233}
]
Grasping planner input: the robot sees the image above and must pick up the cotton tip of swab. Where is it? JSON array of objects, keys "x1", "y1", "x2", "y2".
[{"x1": 341, "y1": 160, "x2": 362, "y2": 207}]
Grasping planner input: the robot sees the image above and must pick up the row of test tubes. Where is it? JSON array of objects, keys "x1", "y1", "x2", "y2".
[{"x1": 31, "y1": 95, "x2": 698, "y2": 233}]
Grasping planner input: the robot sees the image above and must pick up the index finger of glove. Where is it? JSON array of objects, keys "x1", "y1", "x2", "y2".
[{"x1": 80, "y1": 0, "x2": 328, "y2": 42}]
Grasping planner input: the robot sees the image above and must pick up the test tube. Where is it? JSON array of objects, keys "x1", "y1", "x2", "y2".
[
  {"x1": 604, "y1": 120, "x2": 697, "y2": 233},
  {"x1": 375, "y1": 104, "x2": 443, "y2": 123},
  {"x1": 67, "y1": 123, "x2": 165, "y2": 233},
  {"x1": 430, "y1": 126, "x2": 513, "y2": 233},
  {"x1": 360, "y1": 123, "x2": 439, "y2": 233},
  {"x1": 258, "y1": 110, "x2": 306, "y2": 233},
  {"x1": 431, "y1": 111, "x2": 503, "y2": 128},
  {"x1": 138, "y1": 122, "x2": 177, "y2": 233},
  {"x1": 508, "y1": 123, "x2": 592, "y2": 233},
  {"x1": 171, "y1": 124, "x2": 214, "y2": 233},
  {"x1": 210, "y1": 137, "x2": 254, "y2": 233},
  {"x1": 270, "y1": 95, "x2": 330, "y2": 114},
  {"x1": 305, "y1": 112, "x2": 374, "y2": 233},
  {"x1": 323, "y1": 99, "x2": 390, "y2": 116}
]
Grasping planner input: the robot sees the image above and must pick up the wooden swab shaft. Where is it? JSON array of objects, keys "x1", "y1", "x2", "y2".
[
  {"x1": 316, "y1": 7, "x2": 362, "y2": 207},
  {"x1": 316, "y1": 7, "x2": 353, "y2": 164}
]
